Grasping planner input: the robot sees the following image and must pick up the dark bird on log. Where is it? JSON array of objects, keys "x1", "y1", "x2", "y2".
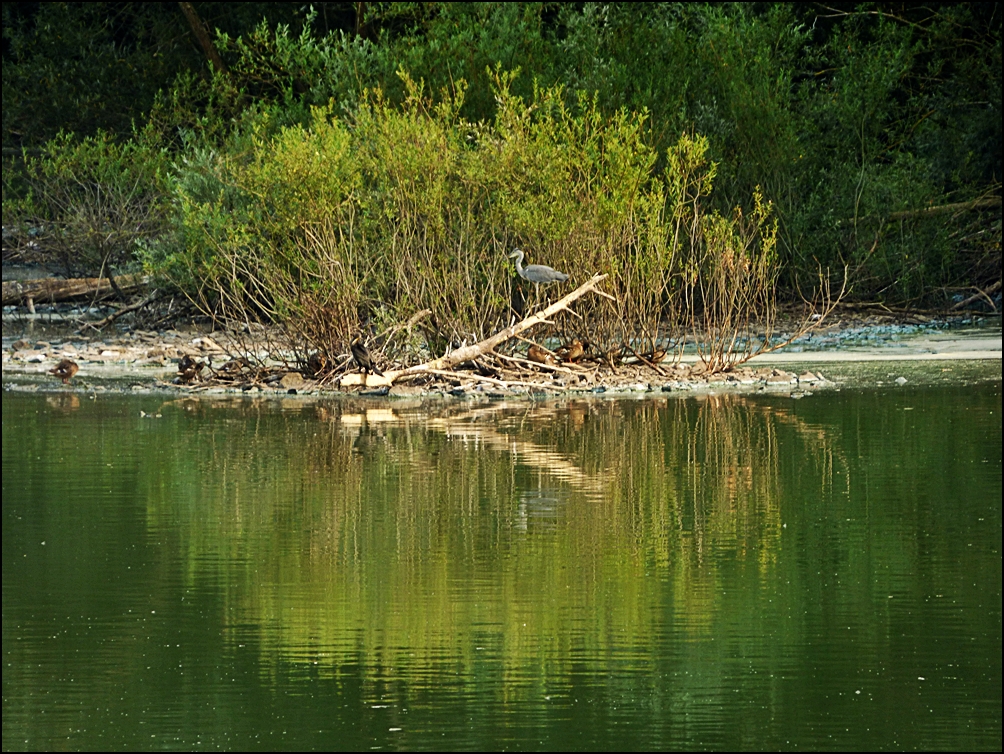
[
  {"x1": 50, "y1": 359, "x2": 79, "y2": 384},
  {"x1": 350, "y1": 336, "x2": 383, "y2": 376},
  {"x1": 509, "y1": 248, "x2": 568, "y2": 286}
]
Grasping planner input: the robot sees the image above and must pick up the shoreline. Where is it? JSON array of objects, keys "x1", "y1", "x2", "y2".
[{"x1": 3, "y1": 312, "x2": 1000, "y2": 399}]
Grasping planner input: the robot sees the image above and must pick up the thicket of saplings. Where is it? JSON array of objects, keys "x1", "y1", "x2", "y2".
[
  {"x1": 8, "y1": 72, "x2": 801, "y2": 372},
  {"x1": 6, "y1": 5, "x2": 999, "y2": 324}
]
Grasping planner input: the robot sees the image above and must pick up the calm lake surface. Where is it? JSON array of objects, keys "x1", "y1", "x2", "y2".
[{"x1": 3, "y1": 381, "x2": 1001, "y2": 751}]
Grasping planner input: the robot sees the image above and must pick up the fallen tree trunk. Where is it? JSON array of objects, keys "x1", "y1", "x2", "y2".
[
  {"x1": 950, "y1": 279, "x2": 1001, "y2": 311},
  {"x1": 340, "y1": 274, "x2": 612, "y2": 387},
  {"x1": 2, "y1": 274, "x2": 149, "y2": 306},
  {"x1": 837, "y1": 196, "x2": 1002, "y2": 227}
]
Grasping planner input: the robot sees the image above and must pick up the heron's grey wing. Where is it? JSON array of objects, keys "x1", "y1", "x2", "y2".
[{"x1": 527, "y1": 264, "x2": 568, "y2": 283}]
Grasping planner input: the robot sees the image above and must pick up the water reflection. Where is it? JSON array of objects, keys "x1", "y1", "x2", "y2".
[
  {"x1": 45, "y1": 392, "x2": 81, "y2": 412},
  {"x1": 3, "y1": 386, "x2": 1000, "y2": 750}
]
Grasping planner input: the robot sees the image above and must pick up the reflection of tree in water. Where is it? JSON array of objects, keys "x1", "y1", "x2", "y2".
[
  {"x1": 683, "y1": 393, "x2": 785, "y2": 561},
  {"x1": 142, "y1": 394, "x2": 845, "y2": 692}
]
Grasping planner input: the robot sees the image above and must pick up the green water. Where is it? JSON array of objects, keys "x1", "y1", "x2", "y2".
[{"x1": 3, "y1": 384, "x2": 1001, "y2": 751}]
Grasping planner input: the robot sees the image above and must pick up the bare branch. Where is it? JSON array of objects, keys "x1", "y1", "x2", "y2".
[{"x1": 340, "y1": 274, "x2": 611, "y2": 387}]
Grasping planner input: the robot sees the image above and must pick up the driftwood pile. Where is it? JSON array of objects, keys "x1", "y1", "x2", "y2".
[
  {"x1": 157, "y1": 274, "x2": 617, "y2": 393},
  {"x1": 338, "y1": 274, "x2": 614, "y2": 391}
]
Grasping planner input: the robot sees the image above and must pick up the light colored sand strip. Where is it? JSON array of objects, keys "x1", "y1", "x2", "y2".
[{"x1": 747, "y1": 349, "x2": 1001, "y2": 363}]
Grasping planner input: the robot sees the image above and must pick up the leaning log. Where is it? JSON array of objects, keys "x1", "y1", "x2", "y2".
[
  {"x1": 2, "y1": 274, "x2": 149, "y2": 306},
  {"x1": 340, "y1": 274, "x2": 613, "y2": 387}
]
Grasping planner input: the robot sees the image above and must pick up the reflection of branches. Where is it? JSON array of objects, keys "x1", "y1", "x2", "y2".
[
  {"x1": 674, "y1": 393, "x2": 850, "y2": 570},
  {"x1": 425, "y1": 404, "x2": 607, "y2": 499},
  {"x1": 143, "y1": 394, "x2": 850, "y2": 683},
  {"x1": 766, "y1": 398, "x2": 851, "y2": 499},
  {"x1": 681, "y1": 394, "x2": 784, "y2": 564}
]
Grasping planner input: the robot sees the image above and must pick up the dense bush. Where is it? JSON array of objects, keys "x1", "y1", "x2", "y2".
[
  {"x1": 790, "y1": 5, "x2": 1002, "y2": 301},
  {"x1": 1, "y1": 2, "x2": 308, "y2": 149},
  {"x1": 5, "y1": 130, "x2": 171, "y2": 280},
  {"x1": 158, "y1": 74, "x2": 747, "y2": 360}
]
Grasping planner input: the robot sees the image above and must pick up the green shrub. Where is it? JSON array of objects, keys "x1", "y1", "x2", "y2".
[
  {"x1": 164, "y1": 71, "x2": 731, "y2": 361},
  {"x1": 5, "y1": 130, "x2": 171, "y2": 280}
]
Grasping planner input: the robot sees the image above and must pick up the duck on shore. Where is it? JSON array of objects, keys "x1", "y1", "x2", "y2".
[
  {"x1": 556, "y1": 339, "x2": 587, "y2": 363},
  {"x1": 528, "y1": 344, "x2": 557, "y2": 366},
  {"x1": 50, "y1": 359, "x2": 79, "y2": 384},
  {"x1": 177, "y1": 354, "x2": 205, "y2": 383}
]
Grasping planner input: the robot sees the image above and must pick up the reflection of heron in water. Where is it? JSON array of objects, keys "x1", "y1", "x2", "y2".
[{"x1": 515, "y1": 490, "x2": 563, "y2": 532}]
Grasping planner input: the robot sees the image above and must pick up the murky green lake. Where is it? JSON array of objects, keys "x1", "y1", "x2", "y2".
[{"x1": 3, "y1": 382, "x2": 1001, "y2": 751}]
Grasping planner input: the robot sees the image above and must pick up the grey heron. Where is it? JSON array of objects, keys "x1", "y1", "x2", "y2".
[{"x1": 508, "y1": 249, "x2": 569, "y2": 285}]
